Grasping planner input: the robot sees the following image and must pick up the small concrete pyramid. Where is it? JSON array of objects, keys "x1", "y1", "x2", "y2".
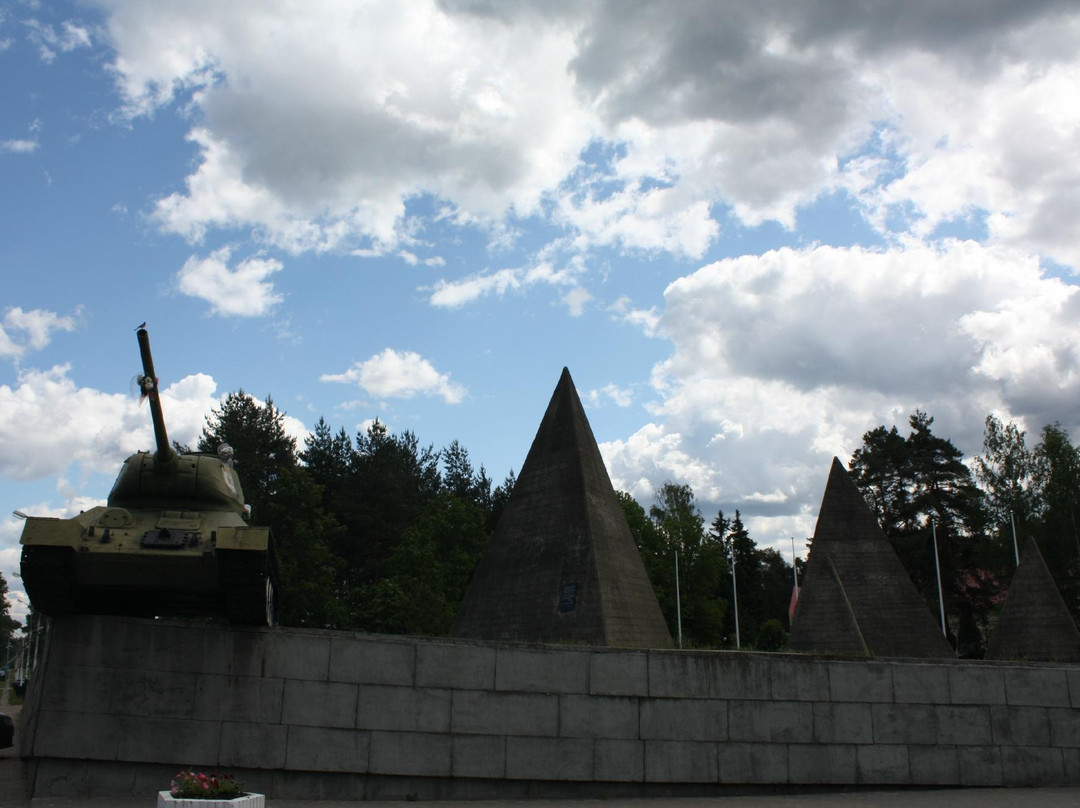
[
  {"x1": 986, "y1": 537, "x2": 1080, "y2": 662},
  {"x1": 788, "y1": 458, "x2": 953, "y2": 658},
  {"x1": 452, "y1": 368, "x2": 673, "y2": 648}
]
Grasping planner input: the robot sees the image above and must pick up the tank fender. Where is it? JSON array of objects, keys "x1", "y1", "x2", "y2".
[
  {"x1": 215, "y1": 525, "x2": 270, "y2": 551},
  {"x1": 19, "y1": 516, "x2": 84, "y2": 549}
]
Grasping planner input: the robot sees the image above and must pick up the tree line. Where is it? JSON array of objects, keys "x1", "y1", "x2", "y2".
[
  {"x1": 196, "y1": 391, "x2": 1080, "y2": 656},
  {"x1": 196, "y1": 390, "x2": 796, "y2": 647},
  {"x1": 849, "y1": 411, "x2": 1080, "y2": 657}
]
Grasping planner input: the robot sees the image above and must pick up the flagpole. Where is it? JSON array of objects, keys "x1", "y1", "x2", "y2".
[
  {"x1": 1010, "y1": 512, "x2": 1020, "y2": 567},
  {"x1": 791, "y1": 536, "x2": 799, "y2": 590},
  {"x1": 932, "y1": 522, "x2": 947, "y2": 637},
  {"x1": 790, "y1": 536, "x2": 800, "y2": 627},
  {"x1": 674, "y1": 551, "x2": 682, "y2": 649},
  {"x1": 730, "y1": 549, "x2": 740, "y2": 648}
]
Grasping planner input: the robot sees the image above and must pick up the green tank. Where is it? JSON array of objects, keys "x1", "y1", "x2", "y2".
[{"x1": 19, "y1": 327, "x2": 277, "y2": 626}]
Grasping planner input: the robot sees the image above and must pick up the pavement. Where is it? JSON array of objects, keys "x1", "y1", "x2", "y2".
[{"x1": 4, "y1": 789, "x2": 1080, "y2": 807}]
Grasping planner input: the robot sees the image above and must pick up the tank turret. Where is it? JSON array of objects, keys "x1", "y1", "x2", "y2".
[{"x1": 19, "y1": 325, "x2": 278, "y2": 626}]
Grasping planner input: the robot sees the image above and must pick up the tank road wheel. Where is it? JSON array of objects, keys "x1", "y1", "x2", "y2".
[
  {"x1": 218, "y1": 550, "x2": 275, "y2": 626},
  {"x1": 20, "y1": 545, "x2": 78, "y2": 616},
  {"x1": 265, "y1": 577, "x2": 276, "y2": 628}
]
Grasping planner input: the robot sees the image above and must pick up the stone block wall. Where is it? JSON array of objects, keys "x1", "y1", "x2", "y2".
[{"x1": 21, "y1": 616, "x2": 1080, "y2": 799}]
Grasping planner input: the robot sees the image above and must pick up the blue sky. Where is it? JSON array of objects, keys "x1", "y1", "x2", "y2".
[{"x1": 3, "y1": 0, "x2": 1080, "y2": 623}]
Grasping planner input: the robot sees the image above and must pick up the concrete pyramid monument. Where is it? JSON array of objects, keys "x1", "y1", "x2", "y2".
[
  {"x1": 452, "y1": 368, "x2": 673, "y2": 648},
  {"x1": 986, "y1": 537, "x2": 1080, "y2": 662},
  {"x1": 789, "y1": 458, "x2": 953, "y2": 658}
]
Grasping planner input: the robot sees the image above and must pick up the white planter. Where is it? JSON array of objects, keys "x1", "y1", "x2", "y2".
[{"x1": 157, "y1": 791, "x2": 265, "y2": 808}]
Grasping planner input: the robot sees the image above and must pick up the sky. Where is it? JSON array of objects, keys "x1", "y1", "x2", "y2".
[{"x1": 3, "y1": 0, "x2": 1080, "y2": 625}]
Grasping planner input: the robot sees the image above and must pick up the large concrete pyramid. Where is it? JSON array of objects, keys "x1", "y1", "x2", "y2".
[
  {"x1": 452, "y1": 368, "x2": 673, "y2": 648},
  {"x1": 788, "y1": 458, "x2": 953, "y2": 658},
  {"x1": 986, "y1": 537, "x2": 1080, "y2": 662}
]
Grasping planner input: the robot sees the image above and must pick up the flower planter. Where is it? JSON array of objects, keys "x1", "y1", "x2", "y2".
[{"x1": 157, "y1": 792, "x2": 265, "y2": 808}]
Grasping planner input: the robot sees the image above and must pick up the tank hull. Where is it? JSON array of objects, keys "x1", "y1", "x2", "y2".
[{"x1": 20, "y1": 499, "x2": 276, "y2": 626}]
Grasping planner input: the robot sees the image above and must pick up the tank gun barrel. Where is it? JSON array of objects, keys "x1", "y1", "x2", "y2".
[{"x1": 136, "y1": 327, "x2": 175, "y2": 466}]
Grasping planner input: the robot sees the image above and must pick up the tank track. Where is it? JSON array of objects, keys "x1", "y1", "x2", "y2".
[
  {"x1": 20, "y1": 545, "x2": 78, "y2": 616},
  {"x1": 218, "y1": 549, "x2": 276, "y2": 626}
]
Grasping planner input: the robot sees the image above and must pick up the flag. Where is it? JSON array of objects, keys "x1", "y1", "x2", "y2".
[{"x1": 788, "y1": 583, "x2": 800, "y2": 626}]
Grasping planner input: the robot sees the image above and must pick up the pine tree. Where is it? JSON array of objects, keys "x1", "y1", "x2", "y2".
[{"x1": 198, "y1": 391, "x2": 297, "y2": 521}]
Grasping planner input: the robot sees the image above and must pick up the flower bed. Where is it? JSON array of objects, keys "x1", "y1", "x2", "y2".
[
  {"x1": 157, "y1": 793, "x2": 264, "y2": 807},
  {"x1": 158, "y1": 770, "x2": 264, "y2": 807}
]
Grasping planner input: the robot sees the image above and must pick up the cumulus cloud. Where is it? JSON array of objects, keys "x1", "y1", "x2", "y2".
[
  {"x1": 103, "y1": 2, "x2": 590, "y2": 254},
  {"x1": 175, "y1": 247, "x2": 284, "y2": 317},
  {"x1": 0, "y1": 306, "x2": 80, "y2": 359},
  {"x1": 603, "y1": 240, "x2": 1080, "y2": 542},
  {"x1": 84, "y1": 0, "x2": 1080, "y2": 279},
  {"x1": 321, "y1": 349, "x2": 466, "y2": 404},
  {"x1": 0, "y1": 365, "x2": 221, "y2": 480}
]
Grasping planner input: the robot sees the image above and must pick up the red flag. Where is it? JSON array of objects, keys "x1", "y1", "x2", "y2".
[{"x1": 788, "y1": 583, "x2": 800, "y2": 625}]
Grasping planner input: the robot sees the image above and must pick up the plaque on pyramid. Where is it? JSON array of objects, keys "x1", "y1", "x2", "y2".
[
  {"x1": 788, "y1": 458, "x2": 953, "y2": 658},
  {"x1": 452, "y1": 368, "x2": 673, "y2": 648},
  {"x1": 986, "y1": 537, "x2": 1080, "y2": 662}
]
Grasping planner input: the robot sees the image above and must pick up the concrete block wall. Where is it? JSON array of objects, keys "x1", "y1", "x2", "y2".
[{"x1": 22, "y1": 616, "x2": 1080, "y2": 798}]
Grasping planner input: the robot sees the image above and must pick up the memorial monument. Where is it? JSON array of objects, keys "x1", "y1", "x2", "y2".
[
  {"x1": 986, "y1": 537, "x2": 1080, "y2": 662},
  {"x1": 788, "y1": 457, "x2": 953, "y2": 658},
  {"x1": 452, "y1": 368, "x2": 673, "y2": 648}
]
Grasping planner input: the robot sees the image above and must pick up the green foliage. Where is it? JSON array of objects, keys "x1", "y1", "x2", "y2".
[
  {"x1": 616, "y1": 483, "x2": 799, "y2": 650},
  {"x1": 851, "y1": 411, "x2": 983, "y2": 540},
  {"x1": 204, "y1": 388, "x2": 1080, "y2": 653},
  {"x1": 754, "y1": 618, "x2": 788, "y2": 651},
  {"x1": 617, "y1": 491, "x2": 676, "y2": 634},
  {"x1": 198, "y1": 390, "x2": 297, "y2": 522},
  {"x1": 649, "y1": 483, "x2": 726, "y2": 646},
  {"x1": 357, "y1": 493, "x2": 489, "y2": 635},
  {"x1": 0, "y1": 573, "x2": 20, "y2": 653},
  {"x1": 1031, "y1": 423, "x2": 1080, "y2": 610},
  {"x1": 852, "y1": 409, "x2": 1080, "y2": 651},
  {"x1": 202, "y1": 395, "x2": 503, "y2": 636},
  {"x1": 975, "y1": 414, "x2": 1036, "y2": 528}
]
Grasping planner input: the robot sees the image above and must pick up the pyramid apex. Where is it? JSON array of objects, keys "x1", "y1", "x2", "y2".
[{"x1": 452, "y1": 364, "x2": 672, "y2": 648}]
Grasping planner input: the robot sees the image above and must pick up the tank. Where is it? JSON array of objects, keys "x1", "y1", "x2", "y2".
[{"x1": 19, "y1": 327, "x2": 277, "y2": 626}]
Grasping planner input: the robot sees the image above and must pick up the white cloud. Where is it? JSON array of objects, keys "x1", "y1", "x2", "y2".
[
  {"x1": 175, "y1": 247, "x2": 284, "y2": 317},
  {"x1": 0, "y1": 364, "x2": 221, "y2": 481},
  {"x1": 429, "y1": 268, "x2": 523, "y2": 308},
  {"x1": 88, "y1": 1, "x2": 1080, "y2": 277},
  {"x1": 609, "y1": 296, "x2": 660, "y2": 337},
  {"x1": 427, "y1": 261, "x2": 582, "y2": 308},
  {"x1": 586, "y1": 383, "x2": 633, "y2": 409},
  {"x1": 0, "y1": 306, "x2": 80, "y2": 359},
  {"x1": 863, "y1": 53, "x2": 1080, "y2": 268},
  {"x1": 105, "y1": 2, "x2": 592, "y2": 253},
  {"x1": 1, "y1": 139, "x2": 38, "y2": 154},
  {"x1": 605, "y1": 240, "x2": 1080, "y2": 543},
  {"x1": 321, "y1": 348, "x2": 466, "y2": 404},
  {"x1": 24, "y1": 18, "x2": 92, "y2": 63},
  {"x1": 561, "y1": 286, "x2": 592, "y2": 317}
]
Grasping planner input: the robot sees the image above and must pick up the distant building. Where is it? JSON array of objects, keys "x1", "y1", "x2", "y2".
[
  {"x1": 986, "y1": 537, "x2": 1080, "y2": 662},
  {"x1": 452, "y1": 368, "x2": 673, "y2": 648},
  {"x1": 789, "y1": 458, "x2": 953, "y2": 658}
]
